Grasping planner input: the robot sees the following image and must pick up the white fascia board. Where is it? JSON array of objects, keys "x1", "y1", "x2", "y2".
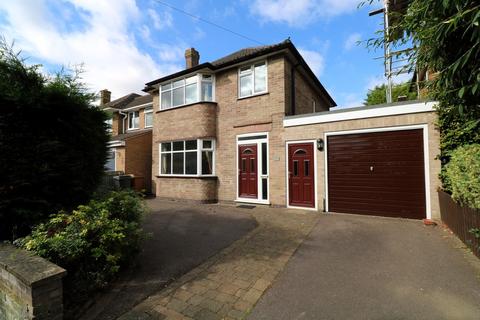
[
  {"x1": 122, "y1": 102, "x2": 153, "y2": 112},
  {"x1": 108, "y1": 140, "x2": 125, "y2": 147},
  {"x1": 283, "y1": 101, "x2": 437, "y2": 127}
]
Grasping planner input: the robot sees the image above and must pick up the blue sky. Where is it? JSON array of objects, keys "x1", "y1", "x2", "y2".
[{"x1": 0, "y1": 0, "x2": 408, "y2": 107}]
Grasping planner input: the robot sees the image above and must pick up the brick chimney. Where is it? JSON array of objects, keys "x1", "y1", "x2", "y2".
[
  {"x1": 100, "y1": 89, "x2": 111, "y2": 106},
  {"x1": 185, "y1": 48, "x2": 200, "y2": 69}
]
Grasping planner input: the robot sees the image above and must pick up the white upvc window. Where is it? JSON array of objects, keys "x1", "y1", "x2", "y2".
[
  {"x1": 159, "y1": 139, "x2": 215, "y2": 176},
  {"x1": 105, "y1": 148, "x2": 116, "y2": 171},
  {"x1": 128, "y1": 111, "x2": 139, "y2": 130},
  {"x1": 144, "y1": 108, "x2": 153, "y2": 128},
  {"x1": 105, "y1": 118, "x2": 113, "y2": 133},
  {"x1": 238, "y1": 61, "x2": 267, "y2": 98},
  {"x1": 160, "y1": 74, "x2": 214, "y2": 110}
]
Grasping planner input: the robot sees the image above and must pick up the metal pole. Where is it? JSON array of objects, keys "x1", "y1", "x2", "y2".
[{"x1": 384, "y1": 0, "x2": 393, "y2": 103}]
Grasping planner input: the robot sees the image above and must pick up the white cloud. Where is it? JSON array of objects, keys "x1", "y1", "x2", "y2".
[
  {"x1": 298, "y1": 48, "x2": 325, "y2": 76},
  {"x1": 365, "y1": 71, "x2": 413, "y2": 91},
  {"x1": 250, "y1": 0, "x2": 359, "y2": 26},
  {"x1": 148, "y1": 8, "x2": 173, "y2": 30},
  {"x1": 366, "y1": 75, "x2": 385, "y2": 90},
  {"x1": 0, "y1": 0, "x2": 182, "y2": 99},
  {"x1": 344, "y1": 32, "x2": 361, "y2": 50}
]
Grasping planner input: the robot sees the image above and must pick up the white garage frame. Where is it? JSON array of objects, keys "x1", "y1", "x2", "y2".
[{"x1": 324, "y1": 124, "x2": 431, "y2": 219}]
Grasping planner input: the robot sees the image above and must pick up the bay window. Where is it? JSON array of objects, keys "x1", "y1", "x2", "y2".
[
  {"x1": 128, "y1": 111, "x2": 139, "y2": 130},
  {"x1": 160, "y1": 74, "x2": 214, "y2": 110},
  {"x1": 160, "y1": 139, "x2": 215, "y2": 176},
  {"x1": 239, "y1": 61, "x2": 267, "y2": 98}
]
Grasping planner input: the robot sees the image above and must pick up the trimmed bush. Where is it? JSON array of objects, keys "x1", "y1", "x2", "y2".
[
  {"x1": 444, "y1": 144, "x2": 480, "y2": 209},
  {"x1": 16, "y1": 190, "x2": 147, "y2": 308},
  {"x1": 0, "y1": 40, "x2": 110, "y2": 240}
]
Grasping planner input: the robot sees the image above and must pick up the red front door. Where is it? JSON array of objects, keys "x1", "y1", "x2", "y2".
[
  {"x1": 239, "y1": 145, "x2": 258, "y2": 198},
  {"x1": 289, "y1": 143, "x2": 315, "y2": 208}
]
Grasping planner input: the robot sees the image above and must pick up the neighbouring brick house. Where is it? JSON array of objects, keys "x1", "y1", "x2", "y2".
[
  {"x1": 144, "y1": 39, "x2": 441, "y2": 220},
  {"x1": 101, "y1": 90, "x2": 153, "y2": 192}
]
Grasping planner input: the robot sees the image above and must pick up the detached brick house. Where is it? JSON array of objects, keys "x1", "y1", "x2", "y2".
[
  {"x1": 144, "y1": 39, "x2": 442, "y2": 220},
  {"x1": 101, "y1": 90, "x2": 153, "y2": 192}
]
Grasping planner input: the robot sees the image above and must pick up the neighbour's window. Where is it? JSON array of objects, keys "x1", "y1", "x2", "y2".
[
  {"x1": 105, "y1": 118, "x2": 113, "y2": 133},
  {"x1": 160, "y1": 74, "x2": 214, "y2": 110},
  {"x1": 160, "y1": 139, "x2": 215, "y2": 176},
  {"x1": 239, "y1": 61, "x2": 267, "y2": 98},
  {"x1": 128, "y1": 111, "x2": 139, "y2": 129},
  {"x1": 105, "y1": 149, "x2": 116, "y2": 171},
  {"x1": 144, "y1": 108, "x2": 153, "y2": 128}
]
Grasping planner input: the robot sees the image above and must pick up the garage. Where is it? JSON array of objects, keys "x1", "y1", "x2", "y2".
[{"x1": 326, "y1": 128, "x2": 426, "y2": 219}]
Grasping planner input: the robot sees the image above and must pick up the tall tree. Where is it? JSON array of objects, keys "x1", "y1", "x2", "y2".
[
  {"x1": 363, "y1": 0, "x2": 480, "y2": 189},
  {"x1": 0, "y1": 40, "x2": 110, "y2": 240},
  {"x1": 364, "y1": 82, "x2": 417, "y2": 105}
]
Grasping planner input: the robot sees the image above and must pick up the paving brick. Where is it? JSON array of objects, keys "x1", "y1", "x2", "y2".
[
  {"x1": 193, "y1": 308, "x2": 222, "y2": 320},
  {"x1": 166, "y1": 298, "x2": 188, "y2": 313},
  {"x1": 173, "y1": 289, "x2": 194, "y2": 302},
  {"x1": 187, "y1": 294, "x2": 205, "y2": 306},
  {"x1": 218, "y1": 283, "x2": 241, "y2": 295},
  {"x1": 227, "y1": 308, "x2": 246, "y2": 320},
  {"x1": 253, "y1": 279, "x2": 271, "y2": 292},
  {"x1": 200, "y1": 298, "x2": 224, "y2": 313},
  {"x1": 233, "y1": 300, "x2": 253, "y2": 313},
  {"x1": 242, "y1": 288, "x2": 263, "y2": 304}
]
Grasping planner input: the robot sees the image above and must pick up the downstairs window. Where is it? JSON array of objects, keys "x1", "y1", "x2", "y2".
[{"x1": 160, "y1": 139, "x2": 215, "y2": 176}]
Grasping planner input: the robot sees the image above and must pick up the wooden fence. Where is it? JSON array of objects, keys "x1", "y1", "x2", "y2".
[{"x1": 439, "y1": 190, "x2": 480, "y2": 258}]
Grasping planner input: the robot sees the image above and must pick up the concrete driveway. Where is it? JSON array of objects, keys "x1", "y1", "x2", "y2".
[
  {"x1": 80, "y1": 199, "x2": 256, "y2": 320},
  {"x1": 249, "y1": 213, "x2": 480, "y2": 320}
]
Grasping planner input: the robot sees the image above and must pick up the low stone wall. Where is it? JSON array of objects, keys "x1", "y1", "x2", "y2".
[{"x1": 0, "y1": 244, "x2": 66, "y2": 320}]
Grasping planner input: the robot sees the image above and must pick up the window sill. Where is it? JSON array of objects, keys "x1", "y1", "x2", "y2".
[
  {"x1": 156, "y1": 175, "x2": 218, "y2": 180},
  {"x1": 156, "y1": 101, "x2": 217, "y2": 113},
  {"x1": 127, "y1": 128, "x2": 140, "y2": 131},
  {"x1": 238, "y1": 91, "x2": 269, "y2": 101}
]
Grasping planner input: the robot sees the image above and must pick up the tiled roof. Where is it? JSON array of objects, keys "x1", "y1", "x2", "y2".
[
  {"x1": 211, "y1": 40, "x2": 290, "y2": 67},
  {"x1": 103, "y1": 93, "x2": 139, "y2": 109},
  {"x1": 110, "y1": 128, "x2": 152, "y2": 142},
  {"x1": 104, "y1": 94, "x2": 152, "y2": 110},
  {"x1": 143, "y1": 39, "x2": 336, "y2": 107}
]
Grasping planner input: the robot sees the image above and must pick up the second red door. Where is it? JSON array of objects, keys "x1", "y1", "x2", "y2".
[{"x1": 288, "y1": 143, "x2": 315, "y2": 208}]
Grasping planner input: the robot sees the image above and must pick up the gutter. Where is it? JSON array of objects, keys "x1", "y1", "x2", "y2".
[{"x1": 119, "y1": 110, "x2": 127, "y2": 134}]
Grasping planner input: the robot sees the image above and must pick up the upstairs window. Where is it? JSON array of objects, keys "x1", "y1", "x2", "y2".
[
  {"x1": 128, "y1": 111, "x2": 139, "y2": 130},
  {"x1": 144, "y1": 108, "x2": 153, "y2": 128},
  {"x1": 161, "y1": 74, "x2": 214, "y2": 110},
  {"x1": 239, "y1": 61, "x2": 267, "y2": 98}
]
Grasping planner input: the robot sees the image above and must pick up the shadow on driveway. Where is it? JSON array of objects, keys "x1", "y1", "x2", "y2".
[
  {"x1": 249, "y1": 213, "x2": 480, "y2": 320},
  {"x1": 79, "y1": 199, "x2": 257, "y2": 320}
]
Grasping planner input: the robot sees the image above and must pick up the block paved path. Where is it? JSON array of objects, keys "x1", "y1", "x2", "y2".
[{"x1": 118, "y1": 205, "x2": 319, "y2": 320}]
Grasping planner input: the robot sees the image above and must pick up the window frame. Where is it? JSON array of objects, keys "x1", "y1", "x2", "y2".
[
  {"x1": 238, "y1": 60, "x2": 268, "y2": 99},
  {"x1": 105, "y1": 117, "x2": 113, "y2": 133},
  {"x1": 159, "y1": 73, "x2": 215, "y2": 111},
  {"x1": 159, "y1": 139, "x2": 216, "y2": 177},
  {"x1": 105, "y1": 148, "x2": 116, "y2": 172},
  {"x1": 144, "y1": 108, "x2": 153, "y2": 128},
  {"x1": 127, "y1": 111, "x2": 140, "y2": 130}
]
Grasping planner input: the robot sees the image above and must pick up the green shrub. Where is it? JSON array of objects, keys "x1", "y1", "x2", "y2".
[
  {"x1": 0, "y1": 39, "x2": 110, "y2": 240},
  {"x1": 444, "y1": 144, "x2": 480, "y2": 209},
  {"x1": 16, "y1": 190, "x2": 147, "y2": 307}
]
